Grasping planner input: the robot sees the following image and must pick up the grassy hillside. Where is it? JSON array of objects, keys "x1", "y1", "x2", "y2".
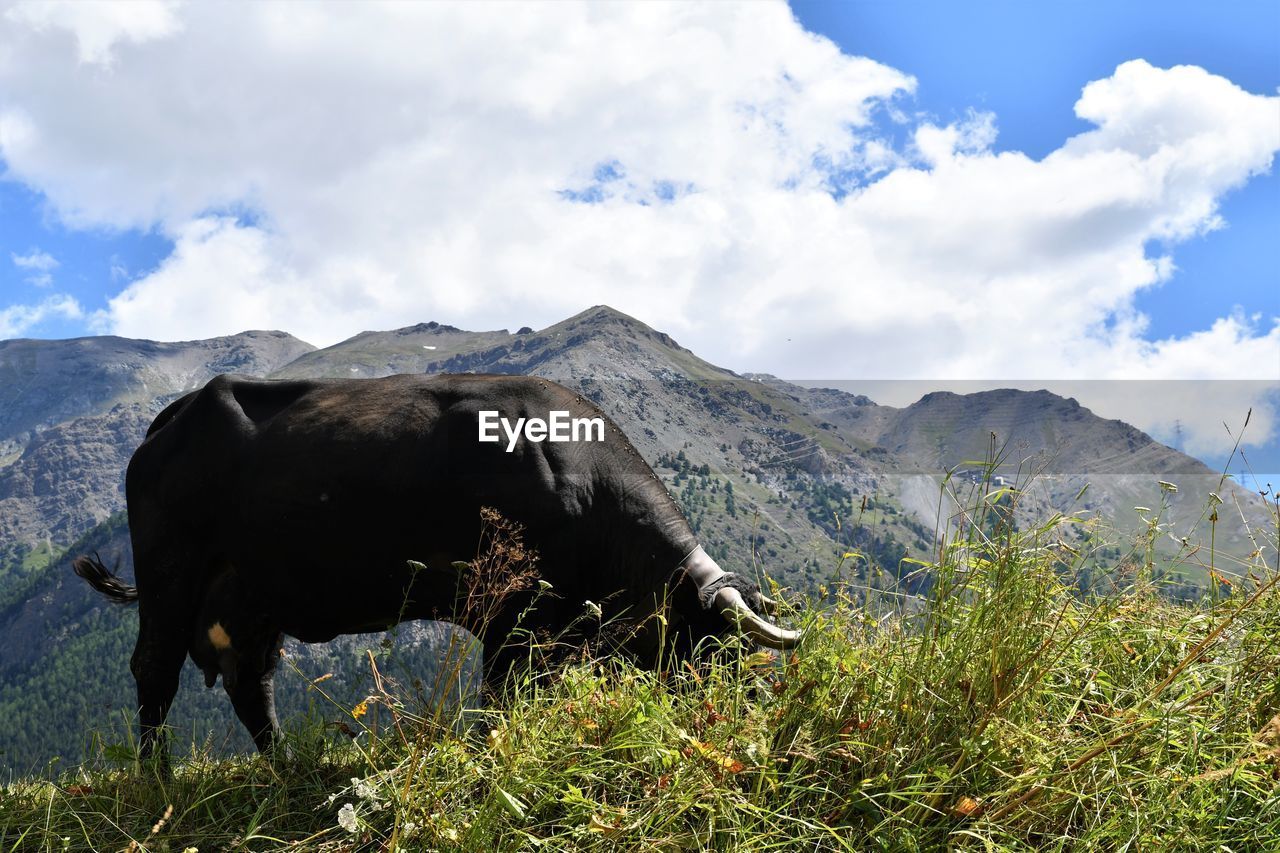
[{"x1": 3, "y1": 486, "x2": 1276, "y2": 851}]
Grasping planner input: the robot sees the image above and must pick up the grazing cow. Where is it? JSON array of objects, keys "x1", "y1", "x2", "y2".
[{"x1": 75, "y1": 373, "x2": 798, "y2": 759}]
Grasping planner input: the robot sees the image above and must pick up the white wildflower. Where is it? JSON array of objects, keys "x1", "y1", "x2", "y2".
[
  {"x1": 337, "y1": 802, "x2": 358, "y2": 833},
  {"x1": 354, "y1": 776, "x2": 381, "y2": 803}
]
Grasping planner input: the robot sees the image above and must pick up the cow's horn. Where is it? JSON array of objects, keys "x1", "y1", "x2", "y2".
[
  {"x1": 756, "y1": 592, "x2": 781, "y2": 616},
  {"x1": 714, "y1": 586, "x2": 801, "y2": 649}
]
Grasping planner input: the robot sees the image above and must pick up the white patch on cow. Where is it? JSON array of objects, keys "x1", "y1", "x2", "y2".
[{"x1": 208, "y1": 622, "x2": 232, "y2": 651}]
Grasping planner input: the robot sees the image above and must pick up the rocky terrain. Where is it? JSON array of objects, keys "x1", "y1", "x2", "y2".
[{"x1": 0, "y1": 331, "x2": 314, "y2": 552}]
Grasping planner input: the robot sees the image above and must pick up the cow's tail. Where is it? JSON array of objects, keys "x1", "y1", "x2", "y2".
[{"x1": 73, "y1": 553, "x2": 138, "y2": 604}]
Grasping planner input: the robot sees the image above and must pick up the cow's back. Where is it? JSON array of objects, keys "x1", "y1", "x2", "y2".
[{"x1": 125, "y1": 373, "x2": 693, "y2": 641}]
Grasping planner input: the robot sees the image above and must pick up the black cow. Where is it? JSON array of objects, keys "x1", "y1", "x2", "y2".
[{"x1": 75, "y1": 373, "x2": 798, "y2": 759}]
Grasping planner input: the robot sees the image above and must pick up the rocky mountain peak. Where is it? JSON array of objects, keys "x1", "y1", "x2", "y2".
[
  {"x1": 550, "y1": 305, "x2": 689, "y2": 354},
  {"x1": 393, "y1": 321, "x2": 466, "y2": 336}
]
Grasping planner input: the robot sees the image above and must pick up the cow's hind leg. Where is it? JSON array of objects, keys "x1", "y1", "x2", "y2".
[
  {"x1": 225, "y1": 630, "x2": 285, "y2": 753},
  {"x1": 131, "y1": 598, "x2": 190, "y2": 766}
]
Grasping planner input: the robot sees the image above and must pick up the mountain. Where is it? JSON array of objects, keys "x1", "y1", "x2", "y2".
[
  {"x1": 0, "y1": 331, "x2": 314, "y2": 555},
  {"x1": 812, "y1": 385, "x2": 1250, "y2": 548},
  {"x1": 0, "y1": 306, "x2": 1270, "y2": 771},
  {"x1": 0, "y1": 330, "x2": 314, "y2": 451}
]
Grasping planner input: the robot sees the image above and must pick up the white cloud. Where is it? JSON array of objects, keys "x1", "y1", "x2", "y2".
[
  {"x1": 913, "y1": 110, "x2": 997, "y2": 165},
  {"x1": 10, "y1": 248, "x2": 58, "y2": 272},
  {"x1": 4, "y1": 0, "x2": 181, "y2": 66},
  {"x1": 0, "y1": 293, "x2": 82, "y2": 338},
  {"x1": 0, "y1": 6, "x2": 1276, "y2": 455},
  {"x1": 95, "y1": 216, "x2": 309, "y2": 340},
  {"x1": 10, "y1": 247, "x2": 58, "y2": 287}
]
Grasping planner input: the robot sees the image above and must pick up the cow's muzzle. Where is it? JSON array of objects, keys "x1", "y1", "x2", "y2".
[{"x1": 682, "y1": 545, "x2": 801, "y2": 650}]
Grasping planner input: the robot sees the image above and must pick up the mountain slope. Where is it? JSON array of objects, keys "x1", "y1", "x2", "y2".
[
  {"x1": 869, "y1": 388, "x2": 1267, "y2": 562},
  {"x1": 872, "y1": 388, "x2": 1204, "y2": 476},
  {"x1": 0, "y1": 330, "x2": 314, "y2": 449},
  {"x1": 0, "y1": 408, "x2": 152, "y2": 551},
  {"x1": 0, "y1": 331, "x2": 315, "y2": 548}
]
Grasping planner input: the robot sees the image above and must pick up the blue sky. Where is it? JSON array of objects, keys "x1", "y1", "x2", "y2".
[
  {"x1": 0, "y1": 1, "x2": 1276, "y2": 481},
  {"x1": 791, "y1": 0, "x2": 1279, "y2": 342},
  {"x1": 788, "y1": 0, "x2": 1279, "y2": 484},
  {"x1": 1, "y1": 180, "x2": 170, "y2": 339}
]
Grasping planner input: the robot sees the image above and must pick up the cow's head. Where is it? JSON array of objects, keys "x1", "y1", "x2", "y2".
[{"x1": 681, "y1": 545, "x2": 800, "y2": 649}]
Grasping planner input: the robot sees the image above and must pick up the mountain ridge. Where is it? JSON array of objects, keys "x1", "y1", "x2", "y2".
[{"x1": 0, "y1": 329, "x2": 314, "y2": 452}]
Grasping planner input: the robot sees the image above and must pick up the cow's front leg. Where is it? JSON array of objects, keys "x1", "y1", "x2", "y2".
[{"x1": 225, "y1": 630, "x2": 285, "y2": 753}]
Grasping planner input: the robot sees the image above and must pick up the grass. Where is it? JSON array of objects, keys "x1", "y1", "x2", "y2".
[{"x1": 1, "y1": 479, "x2": 1277, "y2": 851}]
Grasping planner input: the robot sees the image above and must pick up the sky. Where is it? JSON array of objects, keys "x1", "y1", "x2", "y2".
[{"x1": 0, "y1": 1, "x2": 1276, "y2": 479}]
